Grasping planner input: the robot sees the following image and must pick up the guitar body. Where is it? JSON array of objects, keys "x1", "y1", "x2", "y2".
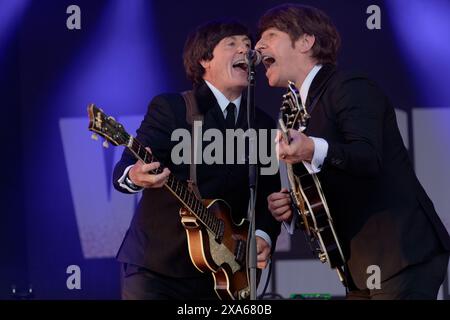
[
  {"x1": 180, "y1": 199, "x2": 250, "y2": 300},
  {"x1": 293, "y1": 164, "x2": 345, "y2": 268}
]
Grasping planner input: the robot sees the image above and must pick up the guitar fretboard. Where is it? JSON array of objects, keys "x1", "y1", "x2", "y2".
[{"x1": 129, "y1": 137, "x2": 221, "y2": 235}]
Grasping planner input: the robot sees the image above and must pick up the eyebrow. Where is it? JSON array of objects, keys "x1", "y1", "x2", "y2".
[{"x1": 226, "y1": 35, "x2": 251, "y2": 42}]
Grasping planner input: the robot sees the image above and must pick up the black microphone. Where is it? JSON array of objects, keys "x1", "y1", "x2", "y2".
[{"x1": 245, "y1": 49, "x2": 262, "y2": 66}]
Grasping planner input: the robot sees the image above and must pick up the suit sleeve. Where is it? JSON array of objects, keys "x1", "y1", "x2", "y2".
[
  {"x1": 112, "y1": 95, "x2": 177, "y2": 193},
  {"x1": 321, "y1": 77, "x2": 386, "y2": 177}
]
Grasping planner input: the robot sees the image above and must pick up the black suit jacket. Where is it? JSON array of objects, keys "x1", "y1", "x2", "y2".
[
  {"x1": 296, "y1": 64, "x2": 450, "y2": 289},
  {"x1": 113, "y1": 81, "x2": 280, "y2": 278}
]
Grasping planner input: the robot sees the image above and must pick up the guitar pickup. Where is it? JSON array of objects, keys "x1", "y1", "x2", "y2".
[
  {"x1": 234, "y1": 240, "x2": 246, "y2": 266},
  {"x1": 215, "y1": 221, "x2": 225, "y2": 243}
]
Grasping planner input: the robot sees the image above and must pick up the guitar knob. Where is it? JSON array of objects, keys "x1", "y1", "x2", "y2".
[
  {"x1": 319, "y1": 253, "x2": 327, "y2": 263},
  {"x1": 102, "y1": 140, "x2": 109, "y2": 148},
  {"x1": 91, "y1": 133, "x2": 99, "y2": 141},
  {"x1": 240, "y1": 289, "x2": 250, "y2": 299}
]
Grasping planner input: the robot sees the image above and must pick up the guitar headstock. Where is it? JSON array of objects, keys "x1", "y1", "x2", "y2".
[
  {"x1": 87, "y1": 104, "x2": 130, "y2": 147},
  {"x1": 278, "y1": 81, "x2": 310, "y2": 133}
]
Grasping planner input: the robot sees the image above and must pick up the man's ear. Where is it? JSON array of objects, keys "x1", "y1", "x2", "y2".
[
  {"x1": 296, "y1": 34, "x2": 316, "y2": 54},
  {"x1": 200, "y1": 59, "x2": 210, "y2": 70}
]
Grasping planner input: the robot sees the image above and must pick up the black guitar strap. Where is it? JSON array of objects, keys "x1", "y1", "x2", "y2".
[{"x1": 181, "y1": 90, "x2": 203, "y2": 199}]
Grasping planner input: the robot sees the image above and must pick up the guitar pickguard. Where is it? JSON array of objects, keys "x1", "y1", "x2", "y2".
[{"x1": 207, "y1": 229, "x2": 241, "y2": 274}]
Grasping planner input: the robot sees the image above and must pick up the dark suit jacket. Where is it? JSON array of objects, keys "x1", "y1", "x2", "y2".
[
  {"x1": 113, "y1": 81, "x2": 281, "y2": 278},
  {"x1": 296, "y1": 64, "x2": 450, "y2": 289}
]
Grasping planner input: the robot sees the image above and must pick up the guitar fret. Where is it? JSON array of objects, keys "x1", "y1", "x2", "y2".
[
  {"x1": 136, "y1": 144, "x2": 142, "y2": 160},
  {"x1": 179, "y1": 182, "x2": 184, "y2": 195},
  {"x1": 213, "y1": 219, "x2": 218, "y2": 234},
  {"x1": 187, "y1": 194, "x2": 193, "y2": 208},
  {"x1": 207, "y1": 209, "x2": 212, "y2": 228},
  {"x1": 185, "y1": 191, "x2": 191, "y2": 205},
  {"x1": 195, "y1": 199, "x2": 203, "y2": 215},
  {"x1": 180, "y1": 187, "x2": 186, "y2": 203},
  {"x1": 192, "y1": 198, "x2": 198, "y2": 214},
  {"x1": 143, "y1": 150, "x2": 148, "y2": 163},
  {"x1": 210, "y1": 211, "x2": 217, "y2": 234},
  {"x1": 201, "y1": 207, "x2": 206, "y2": 224},
  {"x1": 206, "y1": 209, "x2": 212, "y2": 229},
  {"x1": 193, "y1": 200, "x2": 200, "y2": 217}
]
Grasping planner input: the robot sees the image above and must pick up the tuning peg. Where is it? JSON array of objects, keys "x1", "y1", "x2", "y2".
[
  {"x1": 109, "y1": 116, "x2": 116, "y2": 121},
  {"x1": 102, "y1": 140, "x2": 109, "y2": 148},
  {"x1": 91, "y1": 133, "x2": 99, "y2": 141}
]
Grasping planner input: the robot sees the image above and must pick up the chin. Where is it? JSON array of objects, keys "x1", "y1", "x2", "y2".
[
  {"x1": 268, "y1": 77, "x2": 281, "y2": 88},
  {"x1": 234, "y1": 79, "x2": 248, "y2": 88}
]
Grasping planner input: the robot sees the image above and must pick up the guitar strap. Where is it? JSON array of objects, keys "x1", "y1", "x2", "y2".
[{"x1": 181, "y1": 90, "x2": 203, "y2": 199}]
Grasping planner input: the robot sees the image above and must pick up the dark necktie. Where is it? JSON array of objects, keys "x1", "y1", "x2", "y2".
[{"x1": 225, "y1": 102, "x2": 236, "y2": 129}]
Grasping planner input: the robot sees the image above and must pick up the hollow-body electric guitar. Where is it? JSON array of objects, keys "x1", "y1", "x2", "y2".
[{"x1": 87, "y1": 104, "x2": 250, "y2": 299}]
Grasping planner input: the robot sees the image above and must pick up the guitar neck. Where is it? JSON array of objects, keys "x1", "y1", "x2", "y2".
[
  {"x1": 127, "y1": 137, "x2": 219, "y2": 234},
  {"x1": 277, "y1": 119, "x2": 302, "y2": 196},
  {"x1": 279, "y1": 130, "x2": 296, "y2": 184}
]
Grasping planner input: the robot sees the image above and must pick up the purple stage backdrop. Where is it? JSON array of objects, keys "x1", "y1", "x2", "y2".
[{"x1": 0, "y1": 0, "x2": 449, "y2": 299}]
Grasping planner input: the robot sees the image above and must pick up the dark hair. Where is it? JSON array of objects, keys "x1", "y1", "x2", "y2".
[
  {"x1": 258, "y1": 4, "x2": 341, "y2": 65},
  {"x1": 183, "y1": 19, "x2": 251, "y2": 84}
]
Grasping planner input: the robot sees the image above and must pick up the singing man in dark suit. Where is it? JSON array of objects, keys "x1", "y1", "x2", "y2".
[
  {"x1": 112, "y1": 19, "x2": 280, "y2": 299},
  {"x1": 257, "y1": 4, "x2": 450, "y2": 299}
]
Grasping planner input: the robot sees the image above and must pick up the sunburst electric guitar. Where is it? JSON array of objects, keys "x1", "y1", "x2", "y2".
[
  {"x1": 279, "y1": 82, "x2": 347, "y2": 285},
  {"x1": 87, "y1": 104, "x2": 251, "y2": 299}
]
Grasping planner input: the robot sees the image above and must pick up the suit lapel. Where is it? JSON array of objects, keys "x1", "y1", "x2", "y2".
[
  {"x1": 194, "y1": 81, "x2": 227, "y2": 129},
  {"x1": 306, "y1": 63, "x2": 336, "y2": 112}
]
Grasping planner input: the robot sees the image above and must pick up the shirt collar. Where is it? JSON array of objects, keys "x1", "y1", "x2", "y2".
[
  {"x1": 299, "y1": 64, "x2": 322, "y2": 106},
  {"x1": 205, "y1": 80, "x2": 241, "y2": 115}
]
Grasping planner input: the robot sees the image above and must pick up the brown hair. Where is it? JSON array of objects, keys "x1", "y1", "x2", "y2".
[
  {"x1": 258, "y1": 4, "x2": 341, "y2": 65},
  {"x1": 183, "y1": 19, "x2": 251, "y2": 84}
]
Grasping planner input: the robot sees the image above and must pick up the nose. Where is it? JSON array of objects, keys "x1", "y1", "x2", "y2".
[
  {"x1": 255, "y1": 39, "x2": 266, "y2": 51},
  {"x1": 237, "y1": 43, "x2": 247, "y2": 54}
]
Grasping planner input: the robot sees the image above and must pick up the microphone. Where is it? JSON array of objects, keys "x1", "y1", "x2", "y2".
[{"x1": 245, "y1": 49, "x2": 262, "y2": 66}]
